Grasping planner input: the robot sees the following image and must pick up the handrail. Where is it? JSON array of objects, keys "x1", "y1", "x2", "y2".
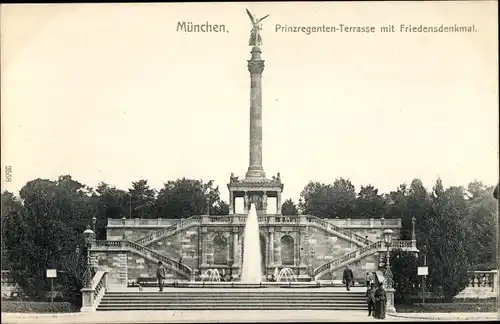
[
  {"x1": 313, "y1": 241, "x2": 383, "y2": 278},
  {"x1": 125, "y1": 240, "x2": 192, "y2": 278},
  {"x1": 135, "y1": 215, "x2": 201, "y2": 246},
  {"x1": 81, "y1": 270, "x2": 108, "y2": 313},
  {"x1": 93, "y1": 239, "x2": 192, "y2": 278},
  {"x1": 313, "y1": 240, "x2": 416, "y2": 280},
  {"x1": 306, "y1": 215, "x2": 372, "y2": 246}
]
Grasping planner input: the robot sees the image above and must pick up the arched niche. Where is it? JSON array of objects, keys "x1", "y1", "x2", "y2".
[{"x1": 280, "y1": 234, "x2": 295, "y2": 266}]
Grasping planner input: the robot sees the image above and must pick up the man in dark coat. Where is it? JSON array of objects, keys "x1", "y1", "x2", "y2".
[
  {"x1": 156, "y1": 261, "x2": 167, "y2": 292},
  {"x1": 366, "y1": 283, "x2": 376, "y2": 317},
  {"x1": 374, "y1": 282, "x2": 387, "y2": 319},
  {"x1": 342, "y1": 265, "x2": 354, "y2": 291}
]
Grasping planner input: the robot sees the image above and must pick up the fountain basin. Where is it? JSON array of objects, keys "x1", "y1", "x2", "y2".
[{"x1": 145, "y1": 281, "x2": 353, "y2": 289}]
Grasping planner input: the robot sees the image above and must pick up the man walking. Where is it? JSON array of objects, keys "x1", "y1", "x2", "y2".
[
  {"x1": 342, "y1": 265, "x2": 354, "y2": 291},
  {"x1": 156, "y1": 261, "x2": 167, "y2": 292}
]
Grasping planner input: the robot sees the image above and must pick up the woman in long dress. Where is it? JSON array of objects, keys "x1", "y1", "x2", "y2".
[{"x1": 374, "y1": 282, "x2": 387, "y2": 319}]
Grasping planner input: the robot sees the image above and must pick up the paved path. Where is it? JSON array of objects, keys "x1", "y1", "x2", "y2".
[
  {"x1": 108, "y1": 285, "x2": 368, "y2": 293},
  {"x1": 2, "y1": 311, "x2": 498, "y2": 323}
]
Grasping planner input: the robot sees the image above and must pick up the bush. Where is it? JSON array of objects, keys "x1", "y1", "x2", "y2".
[
  {"x1": 395, "y1": 298, "x2": 496, "y2": 313},
  {"x1": 1, "y1": 301, "x2": 74, "y2": 313}
]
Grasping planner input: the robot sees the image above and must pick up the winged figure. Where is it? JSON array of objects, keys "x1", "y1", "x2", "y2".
[{"x1": 246, "y1": 9, "x2": 270, "y2": 46}]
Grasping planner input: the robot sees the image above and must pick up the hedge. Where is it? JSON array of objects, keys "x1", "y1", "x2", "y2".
[
  {"x1": 1, "y1": 301, "x2": 74, "y2": 313},
  {"x1": 396, "y1": 300, "x2": 496, "y2": 313}
]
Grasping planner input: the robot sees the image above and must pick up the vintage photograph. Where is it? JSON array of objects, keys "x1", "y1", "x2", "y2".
[{"x1": 1, "y1": 2, "x2": 498, "y2": 323}]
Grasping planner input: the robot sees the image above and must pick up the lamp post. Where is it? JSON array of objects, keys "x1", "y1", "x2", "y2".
[
  {"x1": 121, "y1": 216, "x2": 126, "y2": 240},
  {"x1": 83, "y1": 226, "x2": 95, "y2": 289},
  {"x1": 383, "y1": 228, "x2": 396, "y2": 313}
]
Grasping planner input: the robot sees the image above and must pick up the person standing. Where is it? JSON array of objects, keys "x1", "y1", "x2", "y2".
[
  {"x1": 374, "y1": 282, "x2": 387, "y2": 319},
  {"x1": 156, "y1": 261, "x2": 167, "y2": 292},
  {"x1": 366, "y1": 283, "x2": 376, "y2": 317},
  {"x1": 365, "y1": 272, "x2": 373, "y2": 287},
  {"x1": 342, "y1": 265, "x2": 354, "y2": 291}
]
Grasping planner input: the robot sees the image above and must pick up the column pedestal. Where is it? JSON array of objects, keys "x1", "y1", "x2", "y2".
[{"x1": 386, "y1": 288, "x2": 396, "y2": 313}]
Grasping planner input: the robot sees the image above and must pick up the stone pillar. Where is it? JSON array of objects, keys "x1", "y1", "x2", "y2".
[
  {"x1": 268, "y1": 228, "x2": 274, "y2": 265},
  {"x1": 201, "y1": 228, "x2": 208, "y2": 267},
  {"x1": 245, "y1": 46, "x2": 266, "y2": 179},
  {"x1": 263, "y1": 192, "x2": 268, "y2": 214},
  {"x1": 232, "y1": 230, "x2": 239, "y2": 263},
  {"x1": 229, "y1": 191, "x2": 234, "y2": 215},
  {"x1": 277, "y1": 193, "x2": 282, "y2": 215},
  {"x1": 386, "y1": 288, "x2": 396, "y2": 313},
  {"x1": 244, "y1": 192, "x2": 249, "y2": 213}
]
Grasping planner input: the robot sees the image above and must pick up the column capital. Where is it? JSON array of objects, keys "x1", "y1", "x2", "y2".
[{"x1": 248, "y1": 60, "x2": 265, "y2": 75}]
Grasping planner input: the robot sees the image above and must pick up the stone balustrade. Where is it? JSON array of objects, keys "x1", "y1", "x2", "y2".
[
  {"x1": 81, "y1": 270, "x2": 108, "y2": 313},
  {"x1": 108, "y1": 215, "x2": 402, "y2": 228}
]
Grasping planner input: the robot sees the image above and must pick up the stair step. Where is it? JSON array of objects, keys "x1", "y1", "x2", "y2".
[{"x1": 97, "y1": 305, "x2": 366, "y2": 310}]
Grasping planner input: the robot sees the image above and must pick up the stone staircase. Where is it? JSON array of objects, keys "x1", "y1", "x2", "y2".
[
  {"x1": 302, "y1": 216, "x2": 372, "y2": 247},
  {"x1": 313, "y1": 240, "x2": 417, "y2": 280},
  {"x1": 134, "y1": 216, "x2": 201, "y2": 247},
  {"x1": 94, "y1": 240, "x2": 192, "y2": 279},
  {"x1": 97, "y1": 290, "x2": 367, "y2": 311}
]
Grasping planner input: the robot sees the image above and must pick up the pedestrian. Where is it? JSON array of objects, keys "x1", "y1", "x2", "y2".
[
  {"x1": 156, "y1": 261, "x2": 167, "y2": 292},
  {"x1": 374, "y1": 282, "x2": 387, "y2": 319},
  {"x1": 365, "y1": 272, "x2": 372, "y2": 287},
  {"x1": 366, "y1": 283, "x2": 376, "y2": 317},
  {"x1": 342, "y1": 265, "x2": 354, "y2": 291}
]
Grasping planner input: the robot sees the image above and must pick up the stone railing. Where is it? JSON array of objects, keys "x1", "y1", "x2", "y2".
[
  {"x1": 108, "y1": 215, "x2": 402, "y2": 228},
  {"x1": 92, "y1": 239, "x2": 192, "y2": 278},
  {"x1": 135, "y1": 215, "x2": 201, "y2": 246},
  {"x1": 306, "y1": 216, "x2": 372, "y2": 246},
  {"x1": 313, "y1": 240, "x2": 416, "y2": 280},
  {"x1": 325, "y1": 218, "x2": 401, "y2": 228},
  {"x1": 81, "y1": 270, "x2": 108, "y2": 313},
  {"x1": 466, "y1": 270, "x2": 497, "y2": 292},
  {"x1": 108, "y1": 218, "x2": 178, "y2": 227},
  {"x1": 314, "y1": 241, "x2": 383, "y2": 279},
  {"x1": 126, "y1": 240, "x2": 192, "y2": 278}
]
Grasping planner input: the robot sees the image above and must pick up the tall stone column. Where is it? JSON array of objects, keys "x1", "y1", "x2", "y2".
[
  {"x1": 229, "y1": 191, "x2": 234, "y2": 215},
  {"x1": 245, "y1": 46, "x2": 266, "y2": 179},
  {"x1": 276, "y1": 193, "x2": 282, "y2": 215},
  {"x1": 201, "y1": 228, "x2": 208, "y2": 267}
]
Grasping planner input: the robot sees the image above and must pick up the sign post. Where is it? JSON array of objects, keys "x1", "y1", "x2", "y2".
[
  {"x1": 417, "y1": 266, "x2": 428, "y2": 304},
  {"x1": 46, "y1": 269, "x2": 57, "y2": 303}
]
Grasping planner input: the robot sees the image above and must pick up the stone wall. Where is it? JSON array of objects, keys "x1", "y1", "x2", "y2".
[
  {"x1": 106, "y1": 228, "x2": 158, "y2": 241},
  {"x1": 308, "y1": 226, "x2": 353, "y2": 270},
  {"x1": 151, "y1": 229, "x2": 199, "y2": 270},
  {"x1": 93, "y1": 250, "x2": 127, "y2": 284}
]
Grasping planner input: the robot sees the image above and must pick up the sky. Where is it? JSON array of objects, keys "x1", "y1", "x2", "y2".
[{"x1": 1, "y1": 2, "x2": 498, "y2": 204}]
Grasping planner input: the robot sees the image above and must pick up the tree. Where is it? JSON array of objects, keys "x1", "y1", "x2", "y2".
[
  {"x1": 212, "y1": 201, "x2": 230, "y2": 216},
  {"x1": 1, "y1": 191, "x2": 23, "y2": 270},
  {"x1": 390, "y1": 250, "x2": 419, "y2": 302},
  {"x1": 128, "y1": 180, "x2": 157, "y2": 219},
  {"x1": 281, "y1": 198, "x2": 299, "y2": 215},
  {"x1": 464, "y1": 181, "x2": 496, "y2": 269},
  {"x1": 355, "y1": 185, "x2": 387, "y2": 219},
  {"x1": 3, "y1": 176, "x2": 93, "y2": 305},
  {"x1": 298, "y1": 178, "x2": 356, "y2": 218},
  {"x1": 154, "y1": 178, "x2": 221, "y2": 219},
  {"x1": 426, "y1": 179, "x2": 470, "y2": 301}
]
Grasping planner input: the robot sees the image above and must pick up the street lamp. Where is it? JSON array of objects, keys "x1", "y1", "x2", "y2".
[
  {"x1": 83, "y1": 226, "x2": 95, "y2": 289},
  {"x1": 383, "y1": 228, "x2": 394, "y2": 289}
]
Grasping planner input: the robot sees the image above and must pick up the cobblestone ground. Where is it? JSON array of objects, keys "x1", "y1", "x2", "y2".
[{"x1": 1, "y1": 311, "x2": 498, "y2": 324}]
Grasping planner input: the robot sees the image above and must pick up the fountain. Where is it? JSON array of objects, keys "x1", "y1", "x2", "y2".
[
  {"x1": 201, "y1": 269, "x2": 221, "y2": 282},
  {"x1": 276, "y1": 268, "x2": 298, "y2": 282},
  {"x1": 241, "y1": 204, "x2": 263, "y2": 283}
]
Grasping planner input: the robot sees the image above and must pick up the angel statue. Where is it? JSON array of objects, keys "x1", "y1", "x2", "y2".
[{"x1": 246, "y1": 9, "x2": 270, "y2": 47}]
